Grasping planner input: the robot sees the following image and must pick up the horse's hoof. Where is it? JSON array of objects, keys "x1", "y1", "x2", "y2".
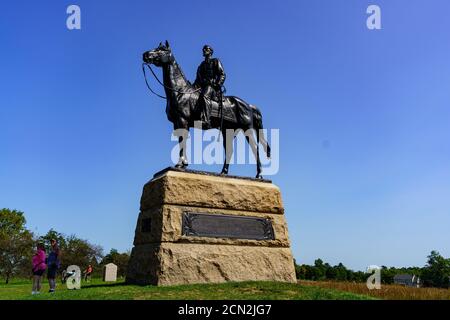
[
  {"x1": 220, "y1": 170, "x2": 228, "y2": 175},
  {"x1": 256, "y1": 174, "x2": 263, "y2": 179}
]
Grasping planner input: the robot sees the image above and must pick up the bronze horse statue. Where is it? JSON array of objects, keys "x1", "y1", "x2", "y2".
[{"x1": 142, "y1": 41, "x2": 270, "y2": 178}]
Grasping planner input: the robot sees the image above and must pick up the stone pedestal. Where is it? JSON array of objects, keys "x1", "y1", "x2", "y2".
[{"x1": 126, "y1": 168, "x2": 296, "y2": 286}]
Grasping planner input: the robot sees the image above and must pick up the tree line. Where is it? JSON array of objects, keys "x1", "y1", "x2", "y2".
[
  {"x1": 0, "y1": 208, "x2": 130, "y2": 283},
  {"x1": 295, "y1": 251, "x2": 450, "y2": 289},
  {"x1": 2, "y1": 208, "x2": 448, "y2": 288}
]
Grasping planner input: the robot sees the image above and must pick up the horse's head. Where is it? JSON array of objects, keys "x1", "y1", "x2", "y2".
[{"x1": 143, "y1": 40, "x2": 173, "y2": 67}]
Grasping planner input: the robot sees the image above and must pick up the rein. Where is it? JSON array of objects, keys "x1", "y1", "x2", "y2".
[
  {"x1": 142, "y1": 63, "x2": 166, "y2": 99},
  {"x1": 142, "y1": 63, "x2": 201, "y2": 99}
]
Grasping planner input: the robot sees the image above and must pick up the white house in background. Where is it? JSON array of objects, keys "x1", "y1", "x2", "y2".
[{"x1": 393, "y1": 274, "x2": 421, "y2": 287}]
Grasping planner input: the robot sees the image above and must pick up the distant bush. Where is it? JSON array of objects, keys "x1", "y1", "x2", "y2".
[{"x1": 295, "y1": 258, "x2": 366, "y2": 283}]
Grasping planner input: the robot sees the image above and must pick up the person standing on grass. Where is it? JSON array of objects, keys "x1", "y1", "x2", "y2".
[
  {"x1": 47, "y1": 239, "x2": 61, "y2": 293},
  {"x1": 31, "y1": 242, "x2": 47, "y2": 295}
]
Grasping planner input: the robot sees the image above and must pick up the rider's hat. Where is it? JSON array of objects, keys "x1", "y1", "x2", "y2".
[{"x1": 203, "y1": 45, "x2": 214, "y2": 54}]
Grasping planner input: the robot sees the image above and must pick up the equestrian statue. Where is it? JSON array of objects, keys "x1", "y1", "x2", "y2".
[{"x1": 142, "y1": 41, "x2": 271, "y2": 179}]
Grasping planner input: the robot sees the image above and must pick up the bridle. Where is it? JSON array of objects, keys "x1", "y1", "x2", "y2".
[{"x1": 142, "y1": 61, "x2": 201, "y2": 100}]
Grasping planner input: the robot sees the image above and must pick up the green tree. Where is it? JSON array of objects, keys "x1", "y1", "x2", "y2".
[
  {"x1": 61, "y1": 235, "x2": 103, "y2": 272},
  {"x1": 38, "y1": 229, "x2": 103, "y2": 275},
  {"x1": 313, "y1": 259, "x2": 326, "y2": 280},
  {"x1": 0, "y1": 209, "x2": 34, "y2": 283},
  {"x1": 38, "y1": 229, "x2": 66, "y2": 253},
  {"x1": 380, "y1": 266, "x2": 395, "y2": 284},
  {"x1": 421, "y1": 251, "x2": 450, "y2": 288},
  {"x1": 325, "y1": 265, "x2": 337, "y2": 280},
  {"x1": 334, "y1": 263, "x2": 348, "y2": 281}
]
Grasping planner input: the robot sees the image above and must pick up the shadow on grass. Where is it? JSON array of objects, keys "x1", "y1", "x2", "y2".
[{"x1": 81, "y1": 282, "x2": 131, "y2": 289}]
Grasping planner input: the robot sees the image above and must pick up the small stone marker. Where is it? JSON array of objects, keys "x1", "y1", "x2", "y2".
[{"x1": 103, "y1": 263, "x2": 118, "y2": 282}]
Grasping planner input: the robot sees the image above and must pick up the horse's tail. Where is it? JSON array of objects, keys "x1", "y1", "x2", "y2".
[{"x1": 251, "y1": 105, "x2": 271, "y2": 159}]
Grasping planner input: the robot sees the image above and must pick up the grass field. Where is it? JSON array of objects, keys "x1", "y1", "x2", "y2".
[
  {"x1": 0, "y1": 278, "x2": 372, "y2": 300},
  {"x1": 300, "y1": 280, "x2": 450, "y2": 300},
  {"x1": 2, "y1": 278, "x2": 448, "y2": 300}
]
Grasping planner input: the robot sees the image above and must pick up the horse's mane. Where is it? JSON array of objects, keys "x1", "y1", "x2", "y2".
[{"x1": 170, "y1": 56, "x2": 198, "y2": 94}]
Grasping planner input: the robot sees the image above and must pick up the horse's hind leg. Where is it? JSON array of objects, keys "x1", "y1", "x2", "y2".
[
  {"x1": 255, "y1": 129, "x2": 262, "y2": 178},
  {"x1": 221, "y1": 128, "x2": 234, "y2": 175},
  {"x1": 258, "y1": 129, "x2": 271, "y2": 158},
  {"x1": 245, "y1": 130, "x2": 262, "y2": 179}
]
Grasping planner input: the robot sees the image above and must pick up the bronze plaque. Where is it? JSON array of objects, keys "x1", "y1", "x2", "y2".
[{"x1": 182, "y1": 212, "x2": 274, "y2": 240}]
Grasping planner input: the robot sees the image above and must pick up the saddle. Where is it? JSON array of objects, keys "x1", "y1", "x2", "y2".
[
  {"x1": 208, "y1": 97, "x2": 237, "y2": 123},
  {"x1": 195, "y1": 93, "x2": 253, "y2": 126}
]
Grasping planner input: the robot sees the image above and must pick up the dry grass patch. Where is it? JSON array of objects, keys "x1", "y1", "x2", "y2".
[{"x1": 300, "y1": 280, "x2": 450, "y2": 300}]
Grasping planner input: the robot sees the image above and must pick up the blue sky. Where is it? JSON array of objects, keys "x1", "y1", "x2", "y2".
[{"x1": 1, "y1": 0, "x2": 449, "y2": 271}]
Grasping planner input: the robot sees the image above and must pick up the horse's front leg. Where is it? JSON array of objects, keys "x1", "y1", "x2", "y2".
[{"x1": 175, "y1": 123, "x2": 189, "y2": 169}]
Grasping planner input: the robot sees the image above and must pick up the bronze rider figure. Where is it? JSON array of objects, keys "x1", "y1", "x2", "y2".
[{"x1": 193, "y1": 45, "x2": 226, "y2": 129}]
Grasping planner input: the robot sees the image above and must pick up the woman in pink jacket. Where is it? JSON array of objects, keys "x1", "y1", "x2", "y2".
[{"x1": 32, "y1": 243, "x2": 47, "y2": 295}]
